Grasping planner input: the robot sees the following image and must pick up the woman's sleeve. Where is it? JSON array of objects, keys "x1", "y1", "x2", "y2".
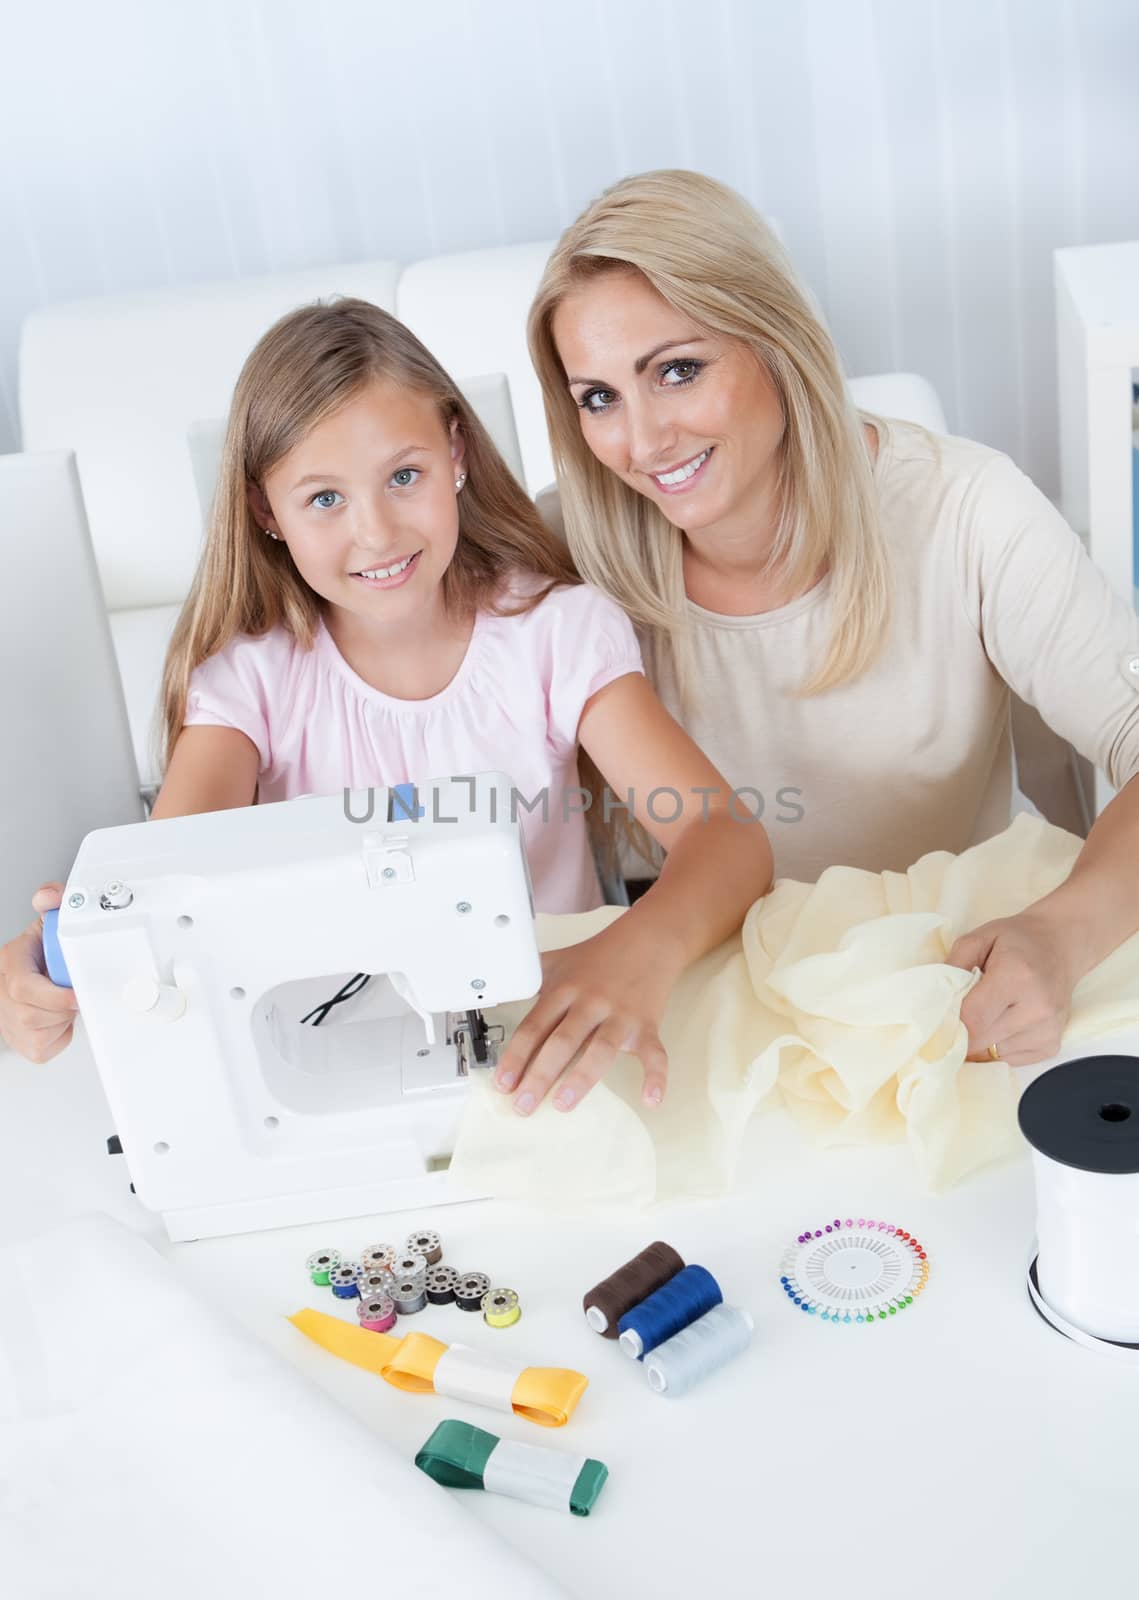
[
  {"x1": 956, "y1": 453, "x2": 1139, "y2": 791},
  {"x1": 543, "y1": 584, "x2": 644, "y2": 752},
  {"x1": 184, "y1": 638, "x2": 272, "y2": 770}
]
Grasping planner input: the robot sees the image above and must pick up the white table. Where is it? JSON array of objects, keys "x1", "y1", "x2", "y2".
[{"x1": 3, "y1": 1028, "x2": 1138, "y2": 1600}]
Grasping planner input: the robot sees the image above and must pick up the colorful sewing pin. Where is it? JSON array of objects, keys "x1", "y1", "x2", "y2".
[
  {"x1": 482, "y1": 1288, "x2": 521, "y2": 1328},
  {"x1": 779, "y1": 1216, "x2": 930, "y2": 1326}
]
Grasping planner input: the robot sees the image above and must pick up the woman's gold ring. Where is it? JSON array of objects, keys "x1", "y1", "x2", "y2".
[{"x1": 987, "y1": 1043, "x2": 1000, "y2": 1062}]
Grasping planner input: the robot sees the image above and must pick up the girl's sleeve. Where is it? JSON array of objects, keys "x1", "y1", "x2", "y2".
[
  {"x1": 543, "y1": 584, "x2": 644, "y2": 752},
  {"x1": 184, "y1": 638, "x2": 272, "y2": 770},
  {"x1": 955, "y1": 453, "x2": 1139, "y2": 791}
]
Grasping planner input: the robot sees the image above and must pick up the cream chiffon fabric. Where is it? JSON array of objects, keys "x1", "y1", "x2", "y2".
[{"x1": 450, "y1": 816, "x2": 1139, "y2": 1203}]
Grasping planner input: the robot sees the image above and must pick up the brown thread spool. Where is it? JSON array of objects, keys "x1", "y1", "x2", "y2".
[{"x1": 583, "y1": 1242, "x2": 685, "y2": 1337}]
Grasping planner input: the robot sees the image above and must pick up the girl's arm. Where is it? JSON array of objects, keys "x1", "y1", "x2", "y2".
[
  {"x1": 150, "y1": 726, "x2": 260, "y2": 817},
  {"x1": 494, "y1": 672, "x2": 773, "y2": 1113},
  {"x1": 0, "y1": 728, "x2": 258, "y2": 1062}
]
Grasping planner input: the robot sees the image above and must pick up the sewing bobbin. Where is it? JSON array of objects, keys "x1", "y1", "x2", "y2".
[
  {"x1": 305, "y1": 1248, "x2": 341, "y2": 1287},
  {"x1": 329, "y1": 1263, "x2": 362, "y2": 1300},
  {"x1": 482, "y1": 1288, "x2": 521, "y2": 1327},
  {"x1": 455, "y1": 1272, "x2": 492, "y2": 1312},
  {"x1": 406, "y1": 1229, "x2": 443, "y2": 1266},
  {"x1": 426, "y1": 1265, "x2": 459, "y2": 1305}
]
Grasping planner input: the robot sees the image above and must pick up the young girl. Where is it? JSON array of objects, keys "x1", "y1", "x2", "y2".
[{"x1": 0, "y1": 299, "x2": 773, "y2": 1111}]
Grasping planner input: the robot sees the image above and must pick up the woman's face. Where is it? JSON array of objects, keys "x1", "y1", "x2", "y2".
[{"x1": 551, "y1": 270, "x2": 785, "y2": 539}]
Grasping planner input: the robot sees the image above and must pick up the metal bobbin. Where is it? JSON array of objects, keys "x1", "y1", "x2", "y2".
[
  {"x1": 357, "y1": 1295, "x2": 397, "y2": 1333},
  {"x1": 357, "y1": 1269, "x2": 395, "y2": 1300},
  {"x1": 482, "y1": 1287, "x2": 521, "y2": 1328},
  {"x1": 391, "y1": 1253, "x2": 428, "y2": 1286},
  {"x1": 405, "y1": 1228, "x2": 443, "y2": 1266},
  {"x1": 393, "y1": 1279, "x2": 428, "y2": 1315},
  {"x1": 454, "y1": 1271, "x2": 492, "y2": 1312},
  {"x1": 425, "y1": 1265, "x2": 459, "y2": 1305},
  {"x1": 359, "y1": 1243, "x2": 397, "y2": 1274},
  {"x1": 329, "y1": 1264, "x2": 361, "y2": 1299},
  {"x1": 305, "y1": 1248, "x2": 341, "y2": 1286}
]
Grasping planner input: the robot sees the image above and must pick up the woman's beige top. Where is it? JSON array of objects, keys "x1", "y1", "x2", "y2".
[{"x1": 650, "y1": 417, "x2": 1139, "y2": 883}]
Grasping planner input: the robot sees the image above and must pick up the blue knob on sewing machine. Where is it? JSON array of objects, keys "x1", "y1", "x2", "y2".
[{"x1": 42, "y1": 908, "x2": 74, "y2": 988}]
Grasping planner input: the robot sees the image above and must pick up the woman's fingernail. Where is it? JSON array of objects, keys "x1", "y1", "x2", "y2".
[
  {"x1": 554, "y1": 1087, "x2": 576, "y2": 1111},
  {"x1": 645, "y1": 1084, "x2": 663, "y2": 1105},
  {"x1": 495, "y1": 1071, "x2": 516, "y2": 1092},
  {"x1": 513, "y1": 1092, "x2": 535, "y2": 1116}
]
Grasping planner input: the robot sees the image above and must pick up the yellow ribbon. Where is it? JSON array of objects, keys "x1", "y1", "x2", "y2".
[{"x1": 289, "y1": 1309, "x2": 588, "y2": 1427}]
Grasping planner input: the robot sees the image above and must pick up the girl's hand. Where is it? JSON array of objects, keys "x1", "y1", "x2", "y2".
[
  {"x1": 0, "y1": 884, "x2": 80, "y2": 1064},
  {"x1": 493, "y1": 920, "x2": 678, "y2": 1114},
  {"x1": 947, "y1": 910, "x2": 1081, "y2": 1067}
]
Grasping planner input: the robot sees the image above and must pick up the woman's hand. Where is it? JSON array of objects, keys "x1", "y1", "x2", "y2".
[
  {"x1": 947, "y1": 909, "x2": 1083, "y2": 1067},
  {"x1": 493, "y1": 919, "x2": 679, "y2": 1114},
  {"x1": 0, "y1": 884, "x2": 80, "y2": 1063}
]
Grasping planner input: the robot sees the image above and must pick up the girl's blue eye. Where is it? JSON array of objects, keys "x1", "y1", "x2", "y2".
[
  {"x1": 309, "y1": 490, "x2": 343, "y2": 510},
  {"x1": 391, "y1": 467, "x2": 421, "y2": 488},
  {"x1": 661, "y1": 358, "x2": 703, "y2": 386},
  {"x1": 578, "y1": 388, "x2": 617, "y2": 415}
]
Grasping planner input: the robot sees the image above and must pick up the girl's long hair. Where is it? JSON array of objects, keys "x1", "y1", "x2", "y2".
[
  {"x1": 160, "y1": 297, "x2": 578, "y2": 770},
  {"x1": 527, "y1": 169, "x2": 891, "y2": 697}
]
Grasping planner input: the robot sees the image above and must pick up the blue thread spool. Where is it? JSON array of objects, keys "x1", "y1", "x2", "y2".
[
  {"x1": 617, "y1": 1264, "x2": 722, "y2": 1358},
  {"x1": 329, "y1": 1264, "x2": 361, "y2": 1299}
]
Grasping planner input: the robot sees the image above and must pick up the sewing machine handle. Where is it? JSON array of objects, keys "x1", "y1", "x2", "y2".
[{"x1": 41, "y1": 908, "x2": 74, "y2": 989}]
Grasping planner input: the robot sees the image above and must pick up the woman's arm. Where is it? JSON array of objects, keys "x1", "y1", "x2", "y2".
[
  {"x1": 943, "y1": 453, "x2": 1139, "y2": 1064},
  {"x1": 951, "y1": 774, "x2": 1139, "y2": 1064},
  {"x1": 494, "y1": 672, "x2": 773, "y2": 1111},
  {"x1": 0, "y1": 727, "x2": 259, "y2": 1062}
]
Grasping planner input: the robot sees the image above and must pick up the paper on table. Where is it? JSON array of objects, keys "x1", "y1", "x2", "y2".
[
  {"x1": 450, "y1": 815, "x2": 1139, "y2": 1198},
  {"x1": 0, "y1": 1214, "x2": 572, "y2": 1600}
]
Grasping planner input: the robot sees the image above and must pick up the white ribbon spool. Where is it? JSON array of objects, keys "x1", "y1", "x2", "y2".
[{"x1": 1019, "y1": 1054, "x2": 1139, "y2": 1345}]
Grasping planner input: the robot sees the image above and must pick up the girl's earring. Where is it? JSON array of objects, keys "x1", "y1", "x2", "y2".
[
  {"x1": 454, "y1": 473, "x2": 467, "y2": 491},
  {"x1": 264, "y1": 527, "x2": 281, "y2": 542}
]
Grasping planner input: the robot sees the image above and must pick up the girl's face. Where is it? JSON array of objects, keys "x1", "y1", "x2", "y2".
[
  {"x1": 253, "y1": 378, "x2": 465, "y2": 628},
  {"x1": 551, "y1": 269, "x2": 785, "y2": 540}
]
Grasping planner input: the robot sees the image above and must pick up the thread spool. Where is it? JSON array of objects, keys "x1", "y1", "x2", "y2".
[
  {"x1": 644, "y1": 1305, "x2": 754, "y2": 1397},
  {"x1": 1019, "y1": 1054, "x2": 1139, "y2": 1347},
  {"x1": 482, "y1": 1288, "x2": 521, "y2": 1328},
  {"x1": 357, "y1": 1269, "x2": 395, "y2": 1301},
  {"x1": 392, "y1": 1253, "x2": 428, "y2": 1287},
  {"x1": 357, "y1": 1295, "x2": 397, "y2": 1333},
  {"x1": 426, "y1": 1265, "x2": 459, "y2": 1305},
  {"x1": 618, "y1": 1264, "x2": 722, "y2": 1358},
  {"x1": 455, "y1": 1272, "x2": 491, "y2": 1312},
  {"x1": 329, "y1": 1264, "x2": 361, "y2": 1299},
  {"x1": 393, "y1": 1279, "x2": 428, "y2": 1315},
  {"x1": 305, "y1": 1248, "x2": 341, "y2": 1287},
  {"x1": 360, "y1": 1243, "x2": 396, "y2": 1274},
  {"x1": 583, "y1": 1241, "x2": 685, "y2": 1338},
  {"x1": 406, "y1": 1229, "x2": 443, "y2": 1266}
]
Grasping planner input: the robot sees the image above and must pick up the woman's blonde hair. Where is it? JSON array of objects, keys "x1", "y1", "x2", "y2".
[
  {"x1": 159, "y1": 297, "x2": 577, "y2": 770},
  {"x1": 528, "y1": 169, "x2": 891, "y2": 695}
]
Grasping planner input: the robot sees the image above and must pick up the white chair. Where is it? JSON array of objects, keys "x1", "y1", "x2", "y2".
[{"x1": 0, "y1": 452, "x2": 143, "y2": 936}]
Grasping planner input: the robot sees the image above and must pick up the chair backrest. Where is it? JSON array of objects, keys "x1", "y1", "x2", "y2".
[{"x1": 0, "y1": 452, "x2": 143, "y2": 934}]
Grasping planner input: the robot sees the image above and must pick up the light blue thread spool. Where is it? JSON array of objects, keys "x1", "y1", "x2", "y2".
[
  {"x1": 643, "y1": 1304, "x2": 753, "y2": 1397},
  {"x1": 617, "y1": 1264, "x2": 722, "y2": 1358}
]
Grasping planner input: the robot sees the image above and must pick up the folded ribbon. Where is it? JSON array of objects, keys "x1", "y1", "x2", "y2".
[
  {"x1": 289, "y1": 1308, "x2": 588, "y2": 1427},
  {"x1": 416, "y1": 1419, "x2": 608, "y2": 1515}
]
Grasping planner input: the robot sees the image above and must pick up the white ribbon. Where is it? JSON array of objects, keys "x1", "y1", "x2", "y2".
[
  {"x1": 482, "y1": 1438, "x2": 588, "y2": 1512},
  {"x1": 431, "y1": 1344, "x2": 519, "y2": 1413}
]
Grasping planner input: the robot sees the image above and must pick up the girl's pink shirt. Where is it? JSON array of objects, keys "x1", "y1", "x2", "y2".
[{"x1": 183, "y1": 581, "x2": 643, "y2": 913}]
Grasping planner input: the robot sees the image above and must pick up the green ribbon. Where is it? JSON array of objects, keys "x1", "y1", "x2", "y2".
[{"x1": 415, "y1": 1418, "x2": 608, "y2": 1516}]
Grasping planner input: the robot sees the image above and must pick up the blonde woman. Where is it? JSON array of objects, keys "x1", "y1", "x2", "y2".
[
  {"x1": 0, "y1": 299, "x2": 773, "y2": 1109},
  {"x1": 529, "y1": 168, "x2": 1139, "y2": 1069}
]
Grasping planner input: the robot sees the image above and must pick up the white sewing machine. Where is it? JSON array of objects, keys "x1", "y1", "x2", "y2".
[{"x1": 46, "y1": 775, "x2": 542, "y2": 1240}]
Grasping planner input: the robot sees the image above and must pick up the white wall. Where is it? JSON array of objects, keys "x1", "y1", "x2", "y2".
[{"x1": 1, "y1": 0, "x2": 1137, "y2": 497}]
